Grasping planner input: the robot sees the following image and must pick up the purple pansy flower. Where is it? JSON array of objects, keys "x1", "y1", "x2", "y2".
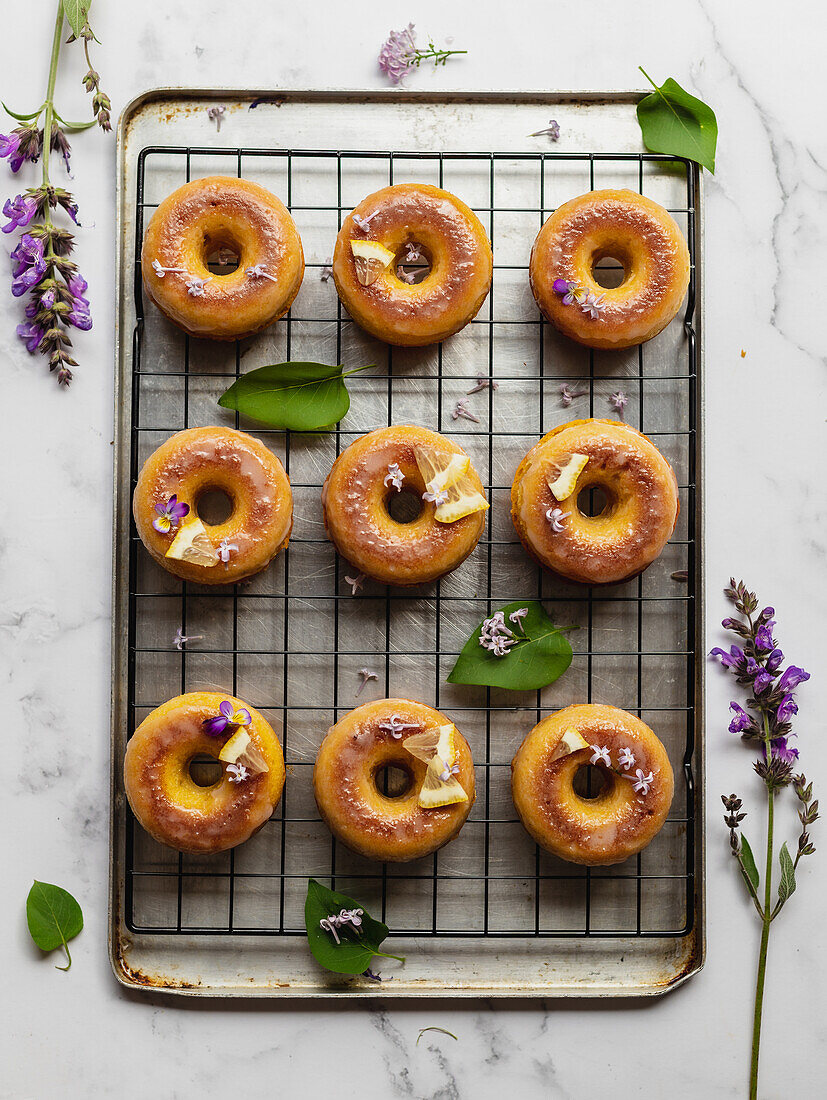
[
  {"x1": 2, "y1": 193, "x2": 37, "y2": 234},
  {"x1": 203, "y1": 700, "x2": 252, "y2": 736},
  {"x1": 10, "y1": 233, "x2": 46, "y2": 297},
  {"x1": 775, "y1": 693, "x2": 798, "y2": 724},
  {"x1": 777, "y1": 666, "x2": 810, "y2": 692},
  {"x1": 16, "y1": 320, "x2": 44, "y2": 353},
  {"x1": 152, "y1": 494, "x2": 190, "y2": 534},
  {"x1": 728, "y1": 702, "x2": 756, "y2": 734}
]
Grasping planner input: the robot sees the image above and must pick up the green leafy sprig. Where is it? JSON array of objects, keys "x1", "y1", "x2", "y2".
[
  {"x1": 448, "y1": 600, "x2": 574, "y2": 691},
  {"x1": 217, "y1": 361, "x2": 371, "y2": 431},
  {"x1": 636, "y1": 67, "x2": 718, "y2": 173},
  {"x1": 26, "y1": 880, "x2": 83, "y2": 970},
  {"x1": 304, "y1": 878, "x2": 404, "y2": 976}
]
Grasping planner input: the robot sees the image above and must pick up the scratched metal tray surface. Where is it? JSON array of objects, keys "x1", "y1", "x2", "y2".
[{"x1": 111, "y1": 89, "x2": 705, "y2": 997}]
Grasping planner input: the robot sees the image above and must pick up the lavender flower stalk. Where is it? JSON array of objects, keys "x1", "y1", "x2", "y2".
[
  {"x1": 1, "y1": 2, "x2": 110, "y2": 385},
  {"x1": 710, "y1": 580, "x2": 817, "y2": 1099}
]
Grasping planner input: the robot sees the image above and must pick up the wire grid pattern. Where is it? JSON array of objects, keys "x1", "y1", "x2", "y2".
[{"x1": 125, "y1": 143, "x2": 698, "y2": 940}]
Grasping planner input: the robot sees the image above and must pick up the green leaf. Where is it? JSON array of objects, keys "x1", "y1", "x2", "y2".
[
  {"x1": 53, "y1": 110, "x2": 97, "y2": 132},
  {"x1": 739, "y1": 834, "x2": 760, "y2": 892},
  {"x1": 305, "y1": 878, "x2": 404, "y2": 975},
  {"x1": 217, "y1": 362, "x2": 370, "y2": 432},
  {"x1": 447, "y1": 600, "x2": 574, "y2": 691},
  {"x1": 2, "y1": 102, "x2": 44, "y2": 123},
  {"x1": 26, "y1": 881, "x2": 83, "y2": 971},
  {"x1": 778, "y1": 842, "x2": 797, "y2": 907},
  {"x1": 62, "y1": 0, "x2": 92, "y2": 39},
  {"x1": 636, "y1": 68, "x2": 718, "y2": 173}
]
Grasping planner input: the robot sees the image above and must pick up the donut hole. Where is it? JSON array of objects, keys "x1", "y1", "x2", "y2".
[
  {"x1": 395, "y1": 242, "x2": 431, "y2": 285},
  {"x1": 204, "y1": 236, "x2": 241, "y2": 275},
  {"x1": 195, "y1": 486, "x2": 234, "y2": 526},
  {"x1": 577, "y1": 485, "x2": 612, "y2": 518},
  {"x1": 591, "y1": 252, "x2": 627, "y2": 289},
  {"x1": 572, "y1": 763, "x2": 611, "y2": 800},
  {"x1": 386, "y1": 487, "x2": 423, "y2": 525},
  {"x1": 374, "y1": 763, "x2": 414, "y2": 799},
  {"x1": 188, "y1": 753, "x2": 223, "y2": 788}
]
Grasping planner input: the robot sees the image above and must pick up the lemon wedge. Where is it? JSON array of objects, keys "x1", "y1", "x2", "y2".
[
  {"x1": 165, "y1": 518, "x2": 219, "y2": 567},
  {"x1": 434, "y1": 472, "x2": 489, "y2": 524},
  {"x1": 403, "y1": 724, "x2": 467, "y2": 809},
  {"x1": 547, "y1": 453, "x2": 589, "y2": 501},
  {"x1": 217, "y1": 727, "x2": 270, "y2": 776},
  {"x1": 551, "y1": 727, "x2": 591, "y2": 761},
  {"x1": 350, "y1": 239, "x2": 395, "y2": 286},
  {"x1": 413, "y1": 445, "x2": 470, "y2": 496},
  {"x1": 402, "y1": 723, "x2": 454, "y2": 764}
]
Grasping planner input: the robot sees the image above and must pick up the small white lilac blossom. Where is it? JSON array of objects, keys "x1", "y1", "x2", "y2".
[
  {"x1": 609, "y1": 390, "x2": 628, "y2": 414},
  {"x1": 439, "y1": 757, "x2": 460, "y2": 782},
  {"x1": 245, "y1": 264, "x2": 279, "y2": 283},
  {"x1": 581, "y1": 292, "x2": 606, "y2": 319},
  {"x1": 590, "y1": 745, "x2": 612, "y2": 767},
  {"x1": 345, "y1": 572, "x2": 366, "y2": 596},
  {"x1": 466, "y1": 375, "x2": 499, "y2": 395},
  {"x1": 452, "y1": 399, "x2": 480, "y2": 423},
  {"x1": 509, "y1": 607, "x2": 529, "y2": 631},
  {"x1": 397, "y1": 266, "x2": 417, "y2": 284},
  {"x1": 422, "y1": 488, "x2": 449, "y2": 506},
  {"x1": 207, "y1": 105, "x2": 226, "y2": 131},
  {"x1": 378, "y1": 714, "x2": 420, "y2": 738},
  {"x1": 618, "y1": 746, "x2": 636, "y2": 771},
  {"x1": 404, "y1": 243, "x2": 421, "y2": 263},
  {"x1": 352, "y1": 211, "x2": 378, "y2": 231},
  {"x1": 319, "y1": 907, "x2": 365, "y2": 945},
  {"x1": 383, "y1": 462, "x2": 405, "y2": 491},
  {"x1": 151, "y1": 258, "x2": 187, "y2": 278},
  {"x1": 356, "y1": 667, "x2": 378, "y2": 697},
  {"x1": 560, "y1": 383, "x2": 588, "y2": 408},
  {"x1": 185, "y1": 275, "x2": 212, "y2": 297},
  {"x1": 173, "y1": 628, "x2": 203, "y2": 651},
  {"x1": 226, "y1": 762, "x2": 249, "y2": 783},
  {"x1": 545, "y1": 506, "x2": 570, "y2": 533},
  {"x1": 320, "y1": 265, "x2": 333, "y2": 282},
  {"x1": 479, "y1": 611, "x2": 519, "y2": 657},
  {"x1": 217, "y1": 538, "x2": 238, "y2": 564},
  {"x1": 632, "y1": 768, "x2": 654, "y2": 795}
]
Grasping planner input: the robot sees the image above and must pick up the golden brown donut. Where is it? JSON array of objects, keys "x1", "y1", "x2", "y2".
[
  {"x1": 313, "y1": 699, "x2": 475, "y2": 863},
  {"x1": 510, "y1": 419, "x2": 678, "y2": 585},
  {"x1": 133, "y1": 426, "x2": 293, "y2": 584},
  {"x1": 332, "y1": 183, "x2": 493, "y2": 346},
  {"x1": 511, "y1": 704, "x2": 674, "y2": 866},
  {"x1": 530, "y1": 189, "x2": 690, "y2": 349},
  {"x1": 141, "y1": 175, "x2": 304, "y2": 340},
  {"x1": 321, "y1": 424, "x2": 487, "y2": 586},
  {"x1": 124, "y1": 691, "x2": 285, "y2": 854}
]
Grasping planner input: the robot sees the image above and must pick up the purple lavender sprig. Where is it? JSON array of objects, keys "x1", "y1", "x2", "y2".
[
  {"x1": 1, "y1": 3, "x2": 110, "y2": 385},
  {"x1": 710, "y1": 579, "x2": 817, "y2": 1098}
]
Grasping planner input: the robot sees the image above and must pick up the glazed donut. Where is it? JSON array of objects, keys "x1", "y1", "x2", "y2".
[
  {"x1": 313, "y1": 699, "x2": 475, "y2": 862},
  {"x1": 133, "y1": 426, "x2": 293, "y2": 584},
  {"x1": 332, "y1": 184, "x2": 493, "y2": 346},
  {"x1": 510, "y1": 419, "x2": 678, "y2": 585},
  {"x1": 511, "y1": 704, "x2": 674, "y2": 866},
  {"x1": 141, "y1": 176, "x2": 304, "y2": 340},
  {"x1": 124, "y1": 692, "x2": 285, "y2": 854},
  {"x1": 322, "y1": 425, "x2": 487, "y2": 586},
  {"x1": 530, "y1": 189, "x2": 690, "y2": 349}
]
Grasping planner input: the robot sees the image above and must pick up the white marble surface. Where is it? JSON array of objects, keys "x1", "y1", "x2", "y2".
[{"x1": 2, "y1": 1, "x2": 826, "y2": 1096}]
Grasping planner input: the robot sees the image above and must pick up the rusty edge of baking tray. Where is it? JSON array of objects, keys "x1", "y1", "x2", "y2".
[{"x1": 110, "y1": 87, "x2": 705, "y2": 998}]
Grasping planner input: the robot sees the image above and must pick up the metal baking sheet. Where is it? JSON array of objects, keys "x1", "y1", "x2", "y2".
[{"x1": 110, "y1": 89, "x2": 705, "y2": 997}]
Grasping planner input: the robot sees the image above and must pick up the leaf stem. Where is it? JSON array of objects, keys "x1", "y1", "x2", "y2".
[
  {"x1": 638, "y1": 66, "x2": 658, "y2": 91},
  {"x1": 749, "y1": 709, "x2": 774, "y2": 1100},
  {"x1": 373, "y1": 949, "x2": 406, "y2": 963},
  {"x1": 55, "y1": 938, "x2": 72, "y2": 971}
]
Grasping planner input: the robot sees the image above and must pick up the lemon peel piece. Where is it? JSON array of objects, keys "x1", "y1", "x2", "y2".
[
  {"x1": 413, "y1": 445, "x2": 470, "y2": 496},
  {"x1": 350, "y1": 239, "x2": 395, "y2": 286},
  {"x1": 547, "y1": 453, "x2": 589, "y2": 501},
  {"x1": 551, "y1": 727, "x2": 591, "y2": 761},
  {"x1": 434, "y1": 472, "x2": 489, "y2": 524},
  {"x1": 165, "y1": 518, "x2": 219, "y2": 567},
  {"x1": 217, "y1": 727, "x2": 270, "y2": 776}
]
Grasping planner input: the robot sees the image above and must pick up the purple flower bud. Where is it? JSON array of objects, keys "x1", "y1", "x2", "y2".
[
  {"x1": 777, "y1": 666, "x2": 810, "y2": 692},
  {"x1": 67, "y1": 299, "x2": 92, "y2": 330},
  {"x1": 763, "y1": 736, "x2": 799, "y2": 765},
  {"x1": 754, "y1": 624, "x2": 775, "y2": 651},
  {"x1": 721, "y1": 617, "x2": 741, "y2": 630},
  {"x1": 766, "y1": 648, "x2": 784, "y2": 671},
  {"x1": 728, "y1": 702, "x2": 755, "y2": 734},
  {"x1": 10, "y1": 234, "x2": 46, "y2": 297},
  {"x1": 16, "y1": 320, "x2": 44, "y2": 353},
  {"x1": 753, "y1": 670, "x2": 773, "y2": 694},
  {"x1": 2, "y1": 193, "x2": 37, "y2": 234},
  {"x1": 40, "y1": 288, "x2": 56, "y2": 310},
  {"x1": 67, "y1": 272, "x2": 88, "y2": 299},
  {"x1": 0, "y1": 131, "x2": 23, "y2": 172},
  {"x1": 775, "y1": 693, "x2": 798, "y2": 724},
  {"x1": 759, "y1": 607, "x2": 775, "y2": 621},
  {"x1": 710, "y1": 645, "x2": 744, "y2": 670}
]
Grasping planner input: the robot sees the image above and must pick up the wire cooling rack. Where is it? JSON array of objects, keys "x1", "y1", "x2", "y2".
[{"x1": 123, "y1": 140, "x2": 699, "y2": 947}]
